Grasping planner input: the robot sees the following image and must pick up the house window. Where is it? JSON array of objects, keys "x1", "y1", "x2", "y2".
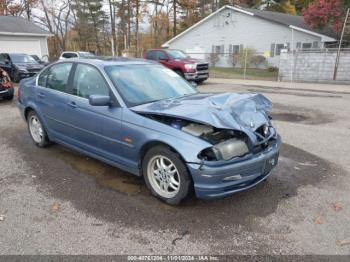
[
  {"x1": 275, "y1": 44, "x2": 285, "y2": 56},
  {"x1": 296, "y1": 42, "x2": 302, "y2": 49},
  {"x1": 212, "y1": 45, "x2": 224, "y2": 54},
  {"x1": 229, "y1": 44, "x2": 241, "y2": 54},
  {"x1": 302, "y1": 43, "x2": 312, "y2": 49}
]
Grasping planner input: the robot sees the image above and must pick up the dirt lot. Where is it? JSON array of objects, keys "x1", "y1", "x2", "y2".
[{"x1": 0, "y1": 80, "x2": 350, "y2": 255}]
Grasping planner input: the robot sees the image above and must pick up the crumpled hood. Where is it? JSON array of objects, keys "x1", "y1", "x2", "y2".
[{"x1": 131, "y1": 92, "x2": 272, "y2": 134}]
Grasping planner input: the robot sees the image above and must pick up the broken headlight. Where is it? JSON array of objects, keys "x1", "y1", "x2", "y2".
[{"x1": 199, "y1": 138, "x2": 249, "y2": 161}]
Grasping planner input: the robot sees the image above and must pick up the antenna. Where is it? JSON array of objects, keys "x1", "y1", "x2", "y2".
[{"x1": 333, "y1": 8, "x2": 350, "y2": 80}]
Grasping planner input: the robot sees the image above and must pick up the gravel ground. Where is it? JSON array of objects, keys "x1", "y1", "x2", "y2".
[{"x1": 0, "y1": 80, "x2": 350, "y2": 255}]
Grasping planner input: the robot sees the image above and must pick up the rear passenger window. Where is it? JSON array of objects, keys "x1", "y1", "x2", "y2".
[
  {"x1": 146, "y1": 51, "x2": 156, "y2": 60},
  {"x1": 46, "y1": 63, "x2": 72, "y2": 92},
  {"x1": 38, "y1": 68, "x2": 49, "y2": 87},
  {"x1": 72, "y1": 64, "x2": 109, "y2": 98}
]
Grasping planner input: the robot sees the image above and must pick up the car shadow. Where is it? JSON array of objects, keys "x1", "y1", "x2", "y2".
[{"x1": 9, "y1": 129, "x2": 336, "y2": 235}]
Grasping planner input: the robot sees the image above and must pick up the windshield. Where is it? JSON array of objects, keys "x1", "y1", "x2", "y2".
[
  {"x1": 10, "y1": 54, "x2": 38, "y2": 64},
  {"x1": 166, "y1": 50, "x2": 188, "y2": 59},
  {"x1": 78, "y1": 52, "x2": 94, "y2": 57},
  {"x1": 105, "y1": 64, "x2": 197, "y2": 107}
]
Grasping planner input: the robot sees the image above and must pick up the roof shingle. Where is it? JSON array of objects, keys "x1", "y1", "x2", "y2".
[
  {"x1": 238, "y1": 6, "x2": 337, "y2": 39},
  {"x1": 0, "y1": 16, "x2": 50, "y2": 36}
]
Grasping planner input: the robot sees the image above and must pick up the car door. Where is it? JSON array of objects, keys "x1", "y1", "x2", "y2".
[
  {"x1": 65, "y1": 63, "x2": 124, "y2": 163},
  {"x1": 35, "y1": 62, "x2": 74, "y2": 142}
]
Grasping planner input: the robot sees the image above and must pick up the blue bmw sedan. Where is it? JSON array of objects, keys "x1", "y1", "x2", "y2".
[{"x1": 17, "y1": 58, "x2": 281, "y2": 205}]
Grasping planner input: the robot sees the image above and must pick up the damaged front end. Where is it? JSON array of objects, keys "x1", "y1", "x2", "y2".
[
  {"x1": 132, "y1": 92, "x2": 281, "y2": 199},
  {"x1": 141, "y1": 113, "x2": 277, "y2": 163}
]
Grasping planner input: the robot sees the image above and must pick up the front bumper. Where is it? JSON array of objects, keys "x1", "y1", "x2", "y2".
[
  {"x1": 0, "y1": 86, "x2": 14, "y2": 98},
  {"x1": 187, "y1": 135, "x2": 281, "y2": 199},
  {"x1": 184, "y1": 70, "x2": 209, "y2": 81}
]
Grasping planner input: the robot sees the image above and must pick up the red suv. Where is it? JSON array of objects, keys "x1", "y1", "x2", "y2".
[{"x1": 144, "y1": 49, "x2": 209, "y2": 84}]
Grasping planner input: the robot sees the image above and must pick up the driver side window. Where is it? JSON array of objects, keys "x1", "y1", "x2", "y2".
[{"x1": 72, "y1": 64, "x2": 109, "y2": 99}]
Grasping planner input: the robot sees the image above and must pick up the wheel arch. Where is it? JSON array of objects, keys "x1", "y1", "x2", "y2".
[
  {"x1": 23, "y1": 105, "x2": 52, "y2": 140},
  {"x1": 139, "y1": 140, "x2": 188, "y2": 175},
  {"x1": 24, "y1": 106, "x2": 35, "y2": 121}
]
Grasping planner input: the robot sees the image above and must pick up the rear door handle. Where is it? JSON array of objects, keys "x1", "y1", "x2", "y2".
[
  {"x1": 37, "y1": 92, "x2": 45, "y2": 98},
  {"x1": 68, "y1": 101, "x2": 77, "y2": 108}
]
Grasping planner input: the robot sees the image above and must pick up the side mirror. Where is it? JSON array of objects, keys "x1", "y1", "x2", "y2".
[
  {"x1": 4, "y1": 59, "x2": 10, "y2": 65},
  {"x1": 89, "y1": 95, "x2": 111, "y2": 106}
]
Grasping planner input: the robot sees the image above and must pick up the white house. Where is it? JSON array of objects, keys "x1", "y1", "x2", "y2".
[
  {"x1": 0, "y1": 16, "x2": 51, "y2": 59},
  {"x1": 162, "y1": 5, "x2": 337, "y2": 67}
]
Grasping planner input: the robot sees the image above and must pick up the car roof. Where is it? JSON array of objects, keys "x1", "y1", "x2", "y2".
[
  {"x1": 55, "y1": 57, "x2": 157, "y2": 67},
  {"x1": 147, "y1": 49, "x2": 180, "y2": 51}
]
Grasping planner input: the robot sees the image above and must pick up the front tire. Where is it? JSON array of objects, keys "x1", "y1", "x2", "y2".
[
  {"x1": 142, "y1": 145, "x2": 192, "y2": 205},
  {"x1": 27, "y1": 111, "x2": 50, "y2": 147}
]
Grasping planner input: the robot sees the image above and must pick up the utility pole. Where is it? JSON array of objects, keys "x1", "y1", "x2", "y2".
[{"x1": 333, "y1": 8, "x2": 349, "y2": 80}]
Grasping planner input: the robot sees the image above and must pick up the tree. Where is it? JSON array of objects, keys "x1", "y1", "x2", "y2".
[
  {"x1": 37, "y1": 0, "x2": 72, "y2": 56},
  {"x1": 0, "y1": 0, "x2": 38, "y2": 19},
  {"x1": 70, "y1": 0, "x2": 106, "y2": 53},
  {"x1": 302, "y1": 0, "x2": 344, "y2": 33},
  {"x1": 108, "y1": 0, "x2": 117, "y2": 56}
]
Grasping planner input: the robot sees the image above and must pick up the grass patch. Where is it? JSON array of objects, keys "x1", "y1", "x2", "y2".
[{"x1": 210, "y1": 67, "x2": 278, "y2": 81}]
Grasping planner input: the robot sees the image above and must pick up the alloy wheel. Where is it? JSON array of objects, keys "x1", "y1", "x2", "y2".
[{"x1": 147, "y1": 155, "x2": 181, "y2": 198}]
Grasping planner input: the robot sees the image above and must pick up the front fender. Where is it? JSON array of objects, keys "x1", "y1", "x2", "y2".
[{"x1": 122, "y1": 109, "x2": 211, "y2": 164}]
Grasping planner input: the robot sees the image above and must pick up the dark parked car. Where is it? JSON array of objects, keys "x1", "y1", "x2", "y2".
[
  {"x1": 144, "y1": 49, "x2": 209, "y2": 84},
  {"x1": 31, "y1": 55, "x2": 49, "y2": 66},
  {"x1": 17, "y1": 58, "x2": 280, "y2": 205},
  {"x1": 0, "y1": 53, "x2": 45, "y2": 82},
  {"x1": 0, "y1": 68, "x2": 14, "y2": 100}
]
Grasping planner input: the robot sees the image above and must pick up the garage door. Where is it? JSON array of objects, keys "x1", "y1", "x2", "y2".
[{"x1": 0, "y1": 39, "x2": 42, "y2": 56}]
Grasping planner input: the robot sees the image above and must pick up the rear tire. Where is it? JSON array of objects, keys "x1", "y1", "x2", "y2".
[
  {"x1": 142, "y1": 145, "x2": 192, "y2": 205},
  {"x1": 27, "y1": 111, "x2": 50, "y2": 148}
]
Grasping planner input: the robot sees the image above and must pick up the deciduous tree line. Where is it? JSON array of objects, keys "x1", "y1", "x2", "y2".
[{"x1": 0, "y1": 0, "x2": 348, "y2": 58}]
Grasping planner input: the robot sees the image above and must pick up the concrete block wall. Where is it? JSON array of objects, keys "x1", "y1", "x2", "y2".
[{"x1": 278, "y1": 50, "x2": 350, "y2": 82}]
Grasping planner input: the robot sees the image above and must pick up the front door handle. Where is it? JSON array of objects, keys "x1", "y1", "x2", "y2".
[
  {"x1": 68, "y1": 101, "x2": 77, "y2": 108},
  {"x1": 37, "y1": 92, "x2": 45, "y2": 98}
]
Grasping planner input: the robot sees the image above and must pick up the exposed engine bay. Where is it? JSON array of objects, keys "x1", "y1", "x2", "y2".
[{"x1": 143, "y1": 114, "x2": 253, "y2": 161}]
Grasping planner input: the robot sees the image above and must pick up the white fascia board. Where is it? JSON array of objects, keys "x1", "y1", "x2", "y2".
[
  {"x1": 0, "y1": 32, "x2": 53, "y2": 37},
  {"x1": 289, "y1": 25, "x2": 336, "y2": 42},
  {"x1": 162, "y1": 5, "x2": 254, "y2": 47}
]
